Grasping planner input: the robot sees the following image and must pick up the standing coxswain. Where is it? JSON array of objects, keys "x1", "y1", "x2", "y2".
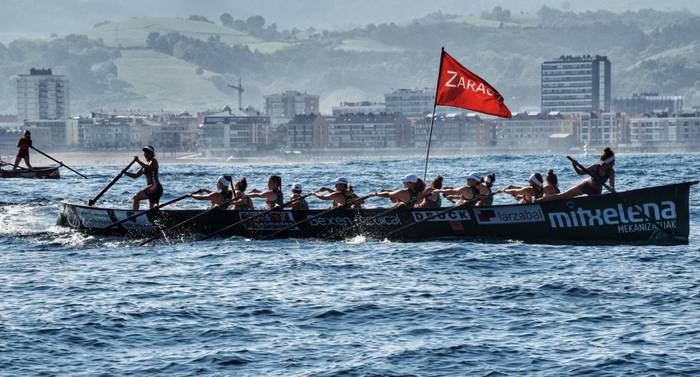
[
  {"x1": 12, "y1": 130, "x2": 33, "y2": 171},
  {"x1": 124, "y1": 145, "x2": 163, "y2": 210}
]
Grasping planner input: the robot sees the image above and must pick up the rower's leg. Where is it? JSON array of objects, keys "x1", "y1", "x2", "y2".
[
  {"x1": 12, "y1": 155, "x2": 21, "y2": 170},
  {"x1": 537, "y1": 184, "x2": 584, "y2": 202},
  {"x1": 23, "y1": 156, "x2": 32, "y2": 170},
  {"x1": 133, "y1": 191, "x2": 147, "y2": 210}
]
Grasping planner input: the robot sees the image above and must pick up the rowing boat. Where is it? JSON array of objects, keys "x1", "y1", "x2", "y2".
[
  {"x1": 57, "y1": 182, "x2": 696, "y2": 245},
  {"x1": 0, "y1": 166, "x2": 60, "y2": 179}
]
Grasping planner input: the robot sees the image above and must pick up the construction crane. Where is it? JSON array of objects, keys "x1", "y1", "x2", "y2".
[{"x1": 227, "y1": 78, "x2": 244, "y2": 111}]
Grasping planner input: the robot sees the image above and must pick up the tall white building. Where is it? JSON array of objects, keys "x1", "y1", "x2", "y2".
[{"x1": 16, "y1": 68, "x2": 70, "y2": 121}]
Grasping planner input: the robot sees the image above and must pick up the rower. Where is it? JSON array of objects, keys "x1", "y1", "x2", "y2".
[
  {"x1": 505, "y1": 173, "x2": 544, "y2": 203},
  {"x1": 248, "y1": 175, "x2": 283, "y2": 210},
  {"x1": 230, "y1": 177, "x2": 254, "y2": 210},
  {"x1": 416, "y1": 176, "x2": 443, "y2": 208},
  {"x1": 191, "y1": 175, "x2": 233, "y2": 208},
  {"x1": 376, "y1": 174, "x2": 426, "y2": 208},
  {"x1": 124, "y1": 145, "x2": 163, "y2": 210},
  {"x1": 435, "y1": 172, "x2": 490, "y2": 206},
  {"x1": 314, "y1": 177, "x2": 363, "y2": 209},
  {"x1": 13, "y1": 130, "x2": 33, "y2": 171},
  {"x1": 543, "y1": 169, "x2": 560, "y2": 197},
  {"x1": 538, "y1": 148, "x2": 616, "y2": 202},
  {"x1": 286, "y1": 183, "x2": 309, "y2": 210}
]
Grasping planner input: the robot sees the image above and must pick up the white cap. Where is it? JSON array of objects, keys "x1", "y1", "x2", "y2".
[
  {"x1": 142, "y1": 145, "x2": 155, "y2": 153},
  {"x1": 332, "y1": 176, "x2": 349, "y2": 186},
  {"x1": 291, "y1": 182, "x2": 303, "y2": 192},
  {"x1": 401, "y1": 174, "x2": 419, "y2": 184},
  {"x1": 217, "y1": 176, "x2": 230, "y2": 187},
  {"x1": 529, "y1": 173, "x2": 543, "y2": 187},
  {"x1": 466, "y1": 172, "x2": 481, "y2": 182}
]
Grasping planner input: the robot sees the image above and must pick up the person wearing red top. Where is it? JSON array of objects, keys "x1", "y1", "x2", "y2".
[{"x1": 13, "y1": 130, "x2": 33, "y2": 170}]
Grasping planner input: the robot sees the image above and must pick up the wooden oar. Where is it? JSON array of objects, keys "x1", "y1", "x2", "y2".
[
  {"x1": 90, "y1": 189, "x2": 205, "y2": 235},
  {"x1": 198, "y1": 191, "x2": 321, "y2": 242},
  {"x1": 384, "y1": 191, "x2": 502, "y2": 239},
  {"x1": 259, "y1": 192, "x2": 377, "y2": 241},
  {"x1": 567, "y1": 156, "x2": 675, "y2": 238},
  {"x1": 88, "y1": 159, "x2": 137, "y2": 206},
  {"x1": 30, "y1": 146, "x2": 87, "y2": 178}
]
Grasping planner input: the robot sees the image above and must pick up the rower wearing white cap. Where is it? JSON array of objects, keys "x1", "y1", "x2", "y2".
[
  {"x1": 314, "y1": 177, "x2": 363, "y2": 209},
  {"x1": 124, "y1": 145, "x2": 163, "y2": 210},
  {"x1": 505, "y1": 173, "x2": 544, "y2": 203},
  {"x1": 434, "y1": 172, "x2": 490, "y2": 206},
  {"x1": 191, "y1": 175, "x2": 234, "y2": 208},
  {"x1": 286, "y1": 183, "x2": 309, "y2": 210},
  {"x1": 376, "y1": 174, "x2": 426, "y2": 208}
]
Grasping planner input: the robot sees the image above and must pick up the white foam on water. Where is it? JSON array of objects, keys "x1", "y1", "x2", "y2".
[{"x1": 345, "y1": 235, "x2": 367, "y2": 244}]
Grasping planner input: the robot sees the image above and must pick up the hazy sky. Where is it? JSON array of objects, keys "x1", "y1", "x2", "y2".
[{"x1": 0, "y1": 0, "x2": 698, "y2": 35}]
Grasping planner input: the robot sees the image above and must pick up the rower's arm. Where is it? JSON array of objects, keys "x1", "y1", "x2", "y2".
[
  {"x1": 375, "y1": 189, "x2": 402, "y2": 200},
  {"x1": 504, "y1": 187, "x2": 528, "y2": 197},
  {"x1": 191, "y1": 192, "x2": 216, "y2": 201},
  {"x1": 247, "y1": 190, "x2": 272, "y2": 200},
  {"x1": 124, "y1": 167, "x2": 143, "y2": 179},
  {"x1": 314, "y1": 192, "x2": 338, "y2": 201},
  {"x1": 436, "y1": 187, "x2": 461, "y2": 197},
  {"x1": 609, "y1": 168, "x2": 615, "y2": 190}
]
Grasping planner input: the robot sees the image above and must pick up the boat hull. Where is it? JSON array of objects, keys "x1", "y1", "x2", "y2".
[
  {"x1": 0, "y1": 166, "x2": 60, "y2": 179},
  {"x1": 58, "y1": 182, "x2": 696, "y2": 245}
]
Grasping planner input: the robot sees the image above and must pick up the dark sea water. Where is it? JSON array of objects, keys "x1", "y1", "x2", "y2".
[{"x1": 1, "y1": 154, "x2": 699, "y2": 376}]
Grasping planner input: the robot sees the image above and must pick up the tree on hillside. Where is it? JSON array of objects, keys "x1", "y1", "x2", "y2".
[
  {"x1": 188, "y1": 15, "x2": 213, "y2": 23},
  {"x1": 482, "y1": 6, "x2": 511, "y2": 22},
  {"x1": 220, "y1": 13, "x2": 233, "y2": 27},
  {"x1": 246, "y1": 16, "x2": 266, "y2": 35}
]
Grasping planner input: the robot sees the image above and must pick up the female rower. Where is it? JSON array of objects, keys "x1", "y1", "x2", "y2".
[
  {"x1": 505, "y1": 173, "x2": 544, "y2": 203},
  {"x1": 125, "y1": 145, "x2": 163, "y2": 210},
  {"x1": 538, "y1": 148, "x2": 616, "y2": 202},
  {"x1": 480, "y1": 173, "x2": 496, "y2": 206},
  {"x1": 314, "y1": 177, "x2": 363, "y2": 209},
  {"x1": 376, "y1": 174, "x2": 426, "y2": 208},
  {"x1": 417, "y1": 176, "x2": 443, "y2": 208},
  {"x1": 286, "y1": 183, "x2": 309, "y2": 210},
  {"x1": 435, "y1": 172, "x2": 490, "y2": 206},
  {"x1": 231, "y1": 177, "x2": 254, "y2": 210},
  {"x1": 248, "y1": 175, "x2": 283, "y2": 209},
  {"x1": 191, "y1": 175, "x2": 234, "y2": 208},
  {"x1": 13, "y1": 130, "x2": 32, "y2": 170},
  {"x1": 543, "y1": 169, "x2": 560, "y2": 197}
]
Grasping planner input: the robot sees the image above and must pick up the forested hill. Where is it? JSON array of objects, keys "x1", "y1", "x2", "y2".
[{"x1": 0, "y1": 7, "x2": 698, "y2": 114}]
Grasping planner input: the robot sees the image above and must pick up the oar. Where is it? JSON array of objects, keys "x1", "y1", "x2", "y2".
[
  {"x1": 88, "y1": 159, "x2": 137, "y2": 206},
  {"x1": 90, "y1": 189, "x2": 205, "y2": 235},
  {"x1": 567, "y1": 156, "x2": 675, "y2": 238},
  {"x1": 260, "y1": 192, "x2": 377, "y2": 240},
  {"x1": 384, "y1": 191, "x2": 503, "y2": 239},
  {"x1": 345, "y1": 191, "x2": 431, "y2": 233},
  {"x1": 198, "y1": 191, "x2": 321, "y2": 242},
  {"x1": 30, "y1": 146, "x2": 87, "y2": 179}
]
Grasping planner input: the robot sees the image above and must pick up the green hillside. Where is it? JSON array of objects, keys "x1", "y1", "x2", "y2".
[
  {"x1": 86, "y1": 16, "x2": 290, "y2": 53},
  {"x1": 114, "y1": 49, "x2": 228, "y2": 110}
]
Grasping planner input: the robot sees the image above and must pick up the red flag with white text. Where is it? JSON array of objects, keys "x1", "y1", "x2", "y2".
[{"x1": 434, "y1": 49, "x2": 512, "y2": 118}]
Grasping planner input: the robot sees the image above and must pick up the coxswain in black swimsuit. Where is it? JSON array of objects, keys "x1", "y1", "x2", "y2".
[{"x1": 125, "y1": 145, "x2": 163, "y2": 210}]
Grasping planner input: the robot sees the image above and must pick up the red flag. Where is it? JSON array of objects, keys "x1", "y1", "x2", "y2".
[{"x1": 434, "y1": 49, "x2": 512, "y2": 118}]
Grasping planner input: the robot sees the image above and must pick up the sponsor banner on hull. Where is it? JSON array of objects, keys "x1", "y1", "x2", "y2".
[
  {"x1": 411, "y1": 210, "x2": 471, "y2": 222},
  {"x1": 474, "y1": 205, "x2": 545, "y2": 225},
  {"x1": 310, "y1": 214, "x2": 401, "y2": 227},
  {"x1": 239, "y1": 211, "x2": 298, "y2": 231},
  {"x1": 547, "y1": 201, "x2": 678, "y2": 234}
]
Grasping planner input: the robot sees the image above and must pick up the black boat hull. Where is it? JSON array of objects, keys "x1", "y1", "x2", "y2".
[
  {"x1": 58, "y1": 182, "x2": 696, "y2": 245},
  {"x1": 0, "y1": 166, "x2": 60, "y2": 179}
]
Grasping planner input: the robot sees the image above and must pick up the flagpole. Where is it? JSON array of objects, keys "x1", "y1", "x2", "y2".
[{"x1": 422, "y1": 47, "x2": 445, "y2": 180}]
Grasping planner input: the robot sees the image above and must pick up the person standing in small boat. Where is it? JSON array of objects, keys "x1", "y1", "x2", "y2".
[
  {"x1": 248, "y1": 175, "x2": 283, "y2": 209},
  {"x1": 376, "y1": 174, "x2": 426, "y2": 208},
  {"x1": 505, "y1": 173, "x2": 544, "y2": 203},
  {"x1": 543, "y1": 169, "x2": 560, "y2": 197},
  {"x1": 314, "y1": 177, "x2": 363, "y2": 209},
  {"x1": 12, "y1": 130, "x2": 33, "y2": 171},
  {"x1": 230, "y1": 177, "x2": 254, "y2": 210},
  {"x1": 416, "y1": 176, "x2": 443, "y2": 208},
  {"x1": 435, "y1": 172, "x2": 490, "y2": 206},
  {"x1": 286, "y1": 183, "x2": 309, "y2": 210},
  {"x1": 538, "y1": 148, "x2": 616, "y2": 202},
  {"x1": 190, "y1": 175, "x2": 234, "y2": 208},
  {"x1": 125, "y1": 145, "x2": 163, "y2": 210}
]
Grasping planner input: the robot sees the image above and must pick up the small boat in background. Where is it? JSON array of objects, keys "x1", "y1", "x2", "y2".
[{"x1": 0, "y1": 165, "x2": 60, "y2": 179}]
